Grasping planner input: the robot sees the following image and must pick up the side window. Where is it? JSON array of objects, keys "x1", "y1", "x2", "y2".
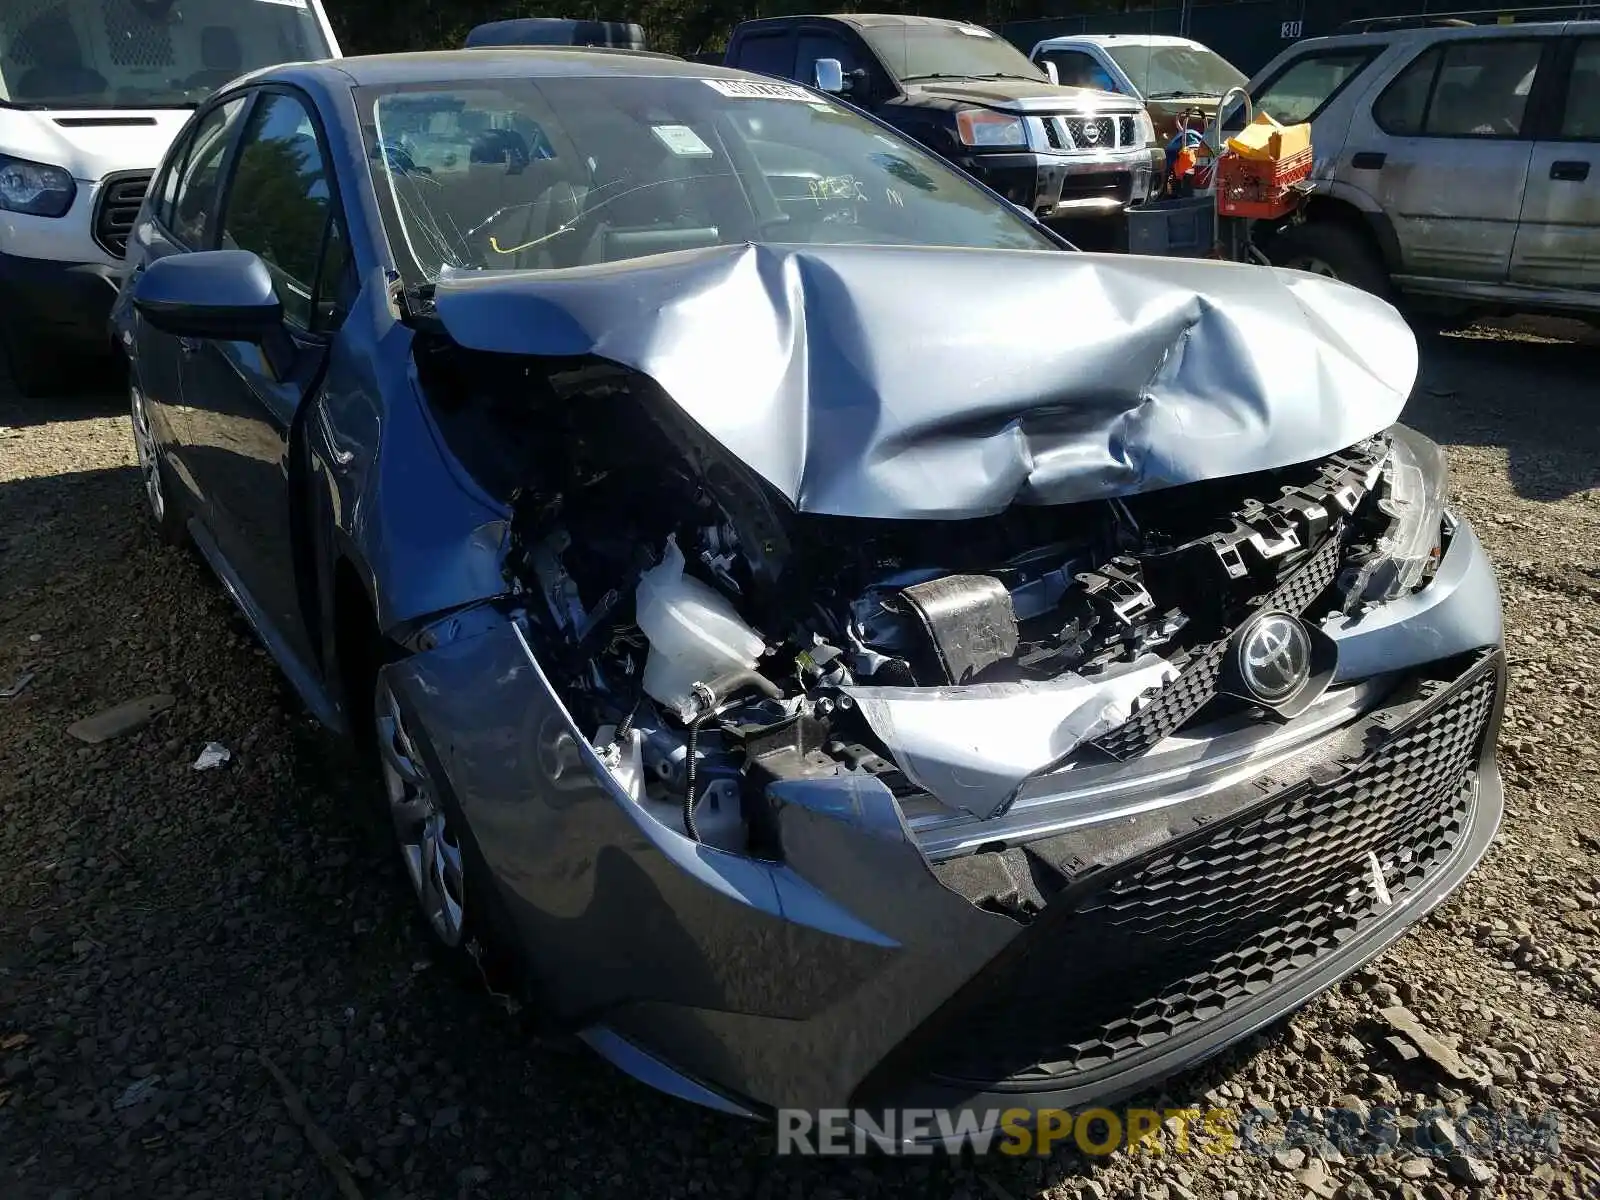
[
  {"x1": 218, "y1": 92, "x2": 335, "y2": 330},
  {"x1": 1423, "y1": 40, "x2": 1543, "y2": 137},
  {"x1": 1560, "y1": 38, "x2": 1600, "y2": 139},
  {"x1": 736, "y1": 33, "x2": 795, "y2": 79},
  {"x1": 171, "y1": 97, "x2": 246, "y2": 248},
  {"x1": 1039, "y1": 50, "x2": 1117, "y2": 92},
  {"x1": 312, "y1": 214, "x2": 357, "y2": 333},
  {"x1": 797, "y1": 32, "x2": 865, "y2": 90},
  {"x1": 152, "y1": 125, "x2": 193, "y2": 230},
  {"x1": 1246, "y1": 48, "x2": 1381, "y2": 126},
  {"x1": 1373, "y1": 47, "x2": 1441, "y2": 135}
]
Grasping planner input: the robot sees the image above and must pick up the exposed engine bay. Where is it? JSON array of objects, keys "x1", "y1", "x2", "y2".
[{"x1": 417, "y1": 345, "x2": 1440, "y2": 855}]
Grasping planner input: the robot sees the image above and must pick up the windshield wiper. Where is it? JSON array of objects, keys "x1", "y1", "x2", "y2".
[
  {"x1": 1145, "y1": 90, "x2": 1211, "y2": 100},
  {"x1": 899, "y1": 73, "x2": 966, "y2": 82},
  {"x1": 974, "y1": 72, "x2": 1049, "y2": 82}
]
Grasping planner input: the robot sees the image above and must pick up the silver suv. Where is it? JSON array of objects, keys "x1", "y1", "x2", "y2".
[{"x1": 1242, "y1": 20, "x2": 1599, "y2": 324}]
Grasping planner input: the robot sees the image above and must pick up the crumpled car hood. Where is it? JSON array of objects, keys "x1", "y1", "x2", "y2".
[{"x1": 432, "y1": 243, "x2": 1417, "y2": 520}]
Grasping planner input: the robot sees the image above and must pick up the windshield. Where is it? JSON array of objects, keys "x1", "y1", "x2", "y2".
[
  {"x1": 860, "y1": 22, "x2": 1048, "y2": 83},
  {"x1": 1234, "y1": 48, "x2": 1379, "y2": 128},
  {"x1": 1104, "y1": 42, "x2": 1246, "y2": 98},
  {"x1": 0, "y1": 0, "x2": 332, "y2": 109},
  {"x1": 359, "y1": 75, "x2": 1055, "y2": 284}
]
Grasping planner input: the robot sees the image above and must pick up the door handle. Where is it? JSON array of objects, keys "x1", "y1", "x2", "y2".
[
  {"x1": 1351, "y1": 150, "x2": 1386, "y2": 170},
  {"x1": 178, "y1": 337, "x2": 201, "y2": 356},
  {"x1": 1551, "y1": 159, "x2": 1590, "y2": 182}
]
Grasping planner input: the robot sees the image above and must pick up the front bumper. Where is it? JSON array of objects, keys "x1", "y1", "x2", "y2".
[
  {"x1": 386, "y1": 515, "x2": 1505, "y2": 1123},
  {"x1": 863, "y1": 648, "x2": 1503, "y2": 1120},
  {"x1": 0, "y1": 249, "x2": 122, "y2": 349},
  {"x1": 966, "y1": 149, "x2": 1156, "y2": 220}
]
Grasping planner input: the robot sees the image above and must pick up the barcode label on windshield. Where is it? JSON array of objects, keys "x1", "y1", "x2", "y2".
[{"x1": 702, "y1": 78, "x2": 816, "y2": 102}]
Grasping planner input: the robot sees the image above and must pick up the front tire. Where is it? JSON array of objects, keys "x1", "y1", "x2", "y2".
[{"x1": 1266, "y1": 220, "x2": 1392, "y2": 298}]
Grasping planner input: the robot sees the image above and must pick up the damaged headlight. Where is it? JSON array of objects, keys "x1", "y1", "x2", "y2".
[{"x1": 1346, "y1": 425, "x2": 1448, "y2": 608}]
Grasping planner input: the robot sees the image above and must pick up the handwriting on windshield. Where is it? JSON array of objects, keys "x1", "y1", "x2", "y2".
[{"x1": 808, "y1": 175, "x2": 868, "y2": 204}]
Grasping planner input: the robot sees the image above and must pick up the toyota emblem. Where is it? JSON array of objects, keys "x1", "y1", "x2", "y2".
[{"x1": 1234, "y1": 612, "x2": 1312, "y2": 704}]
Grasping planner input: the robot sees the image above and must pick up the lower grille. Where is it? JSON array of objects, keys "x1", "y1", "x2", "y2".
[
  {"x1": 891, "y1": 655, "x2": 1499, "y2": 1091},
  {"x1": 1058, "y1": 171, "x2": 1132, "y2": 203},
  {"x1": 93, "y1": 171, "x2": 151, "y2": 260}
]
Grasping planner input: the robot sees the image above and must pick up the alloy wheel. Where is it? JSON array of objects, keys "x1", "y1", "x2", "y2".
[
  {"x1": 376, "y1": 680, "x2": 466, "y2": 947},
  {"x1": 130, "y1": 385, "x2": 166, "y2": 524}
]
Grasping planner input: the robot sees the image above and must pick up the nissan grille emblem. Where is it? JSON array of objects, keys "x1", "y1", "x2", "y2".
[
  {"x1": 1081, "y1": 121, "x2": 1100, "y2": 144},
  {"x1": 1236, "y1": 612, "x2": 1311, "y2": 704}
]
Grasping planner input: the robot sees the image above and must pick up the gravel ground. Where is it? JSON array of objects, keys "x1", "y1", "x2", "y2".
[{"x1": 2, "y1": 319, "x2": 1599, "y2": 1200}]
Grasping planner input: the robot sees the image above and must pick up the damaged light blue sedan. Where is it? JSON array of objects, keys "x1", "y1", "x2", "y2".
[{"x1": 112, "y1": 47, "x2": 1505, "y2": 1132}]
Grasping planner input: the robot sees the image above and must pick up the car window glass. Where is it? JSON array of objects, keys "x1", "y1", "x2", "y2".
[
  {"x1": 862, "y1": 22, "x2": 1048, "y2": 82},
  {"x1": 1561, "y1": 39, "x2": 1600, "y2": 138},
  {"x1": 1104, "y1": 43, "x2": 1247, "y2": 98},
  {"x1": 1246, "y1": 48, "x2": 1379, "y2": 126},
  {"x1": 1373, "y1": 46, "x2": 1440, "y2": 135},
  {"x1": 153, "y1": 123, "x2": 194, "y2": 229},
  {"x1": 218, "y1": 92, "x2": 334, "y2": 329},
  {"x1": 0, "y1": 0, "x2": 331, "y2": 110},
  {"x1": 312, "y1": 214, "x2": 356, "y2": 333},
  {"x1": 362, "y1": 77, "x2": 1053, "y2": 283},
  {"x1": 736, "y1": 33, "x2": 794, "y2": 78},
  {"x1": 1424, "y1": 40, "x2": 1542, "y2": 137},
  {"x1": 170, "y1": 96, "x2": 245, "y2": 248},
  {"x1": 796, "y1": 32, "x2": 864, "y2": 89},
  {"x1": 1038, "y1": 50, "x2": 1118, "y2": 92}
]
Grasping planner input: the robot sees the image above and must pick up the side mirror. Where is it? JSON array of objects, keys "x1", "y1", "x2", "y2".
[
  {"x1": 1041, "y1": 60, "x2": 1059, "y2": 86},
  {"x1": 133, "y1": 250, "x2": 282, "y2": 343},
  {"x1": 814, "y1": 58, "x2": 845, "y2": 94}
]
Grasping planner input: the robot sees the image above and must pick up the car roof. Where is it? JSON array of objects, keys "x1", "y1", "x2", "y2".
[
  {"x1": 235, "y1": 47, "x2": 748, "y2": 91},
  {"x1": 1035, "y1": 34, "x2": 1208, "y2": 50},
  {"x1": 738, "y1": 13, "x2": 989, "y2": 32},
  {"x1": 1280, "y1": 18, "x2": 1575, "y2": 50}
]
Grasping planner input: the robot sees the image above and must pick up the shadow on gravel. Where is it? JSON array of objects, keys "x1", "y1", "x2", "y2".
[
  {"x1": 0, "y1": 361, "x2": 124, "y2": 428},
  {"x1": 1404, "y1": 326, "x2": 1600, "y2": 502},
  {"x1": 0, "y1": 466, "x2": 144, "y2": 600}
]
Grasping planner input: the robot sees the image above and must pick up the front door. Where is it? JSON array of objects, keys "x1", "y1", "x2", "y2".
[
  {"x1": 1511, "y1": 35, "x2": 1600, "y2": 292},
  {"x1": 178, "y1": 86, "x2": 355, "y2": 674},
  {"x1": 134, "y1": 94, "x2": 248, "y2": 508},
  {"x1": 1358, "y1": 36, "x2": 1554, "y2": 283}
]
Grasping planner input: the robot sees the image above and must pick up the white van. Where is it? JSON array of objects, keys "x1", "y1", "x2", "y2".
[{"x1": 0, "y1": 0, "x2": 340, "y2": 393}]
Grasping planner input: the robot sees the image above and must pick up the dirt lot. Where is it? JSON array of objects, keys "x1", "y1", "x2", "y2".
[{"x1": 2, "y1": 320, "x2": 1599, "y2": 1200}]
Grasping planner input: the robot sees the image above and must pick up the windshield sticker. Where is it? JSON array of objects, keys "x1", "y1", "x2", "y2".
[
  {"x1": 956, "y1": 25, "x2": 994, "y2": 36},
  {"x1": 703, "y1": 78, "x2": 816, "y2": 102},
  {"x1": 652, "y1": 124, "x2": 714, "y2": 157}
]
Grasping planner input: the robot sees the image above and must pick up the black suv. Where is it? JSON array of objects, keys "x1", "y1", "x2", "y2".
[{"x1": 724, "y1": 14, "x2": 1160, "y2": 231}]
